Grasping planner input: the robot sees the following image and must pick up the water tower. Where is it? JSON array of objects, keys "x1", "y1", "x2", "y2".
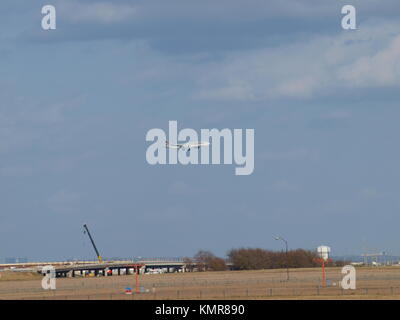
[
  {"x1": 317, "y1": 246, "x2": 331, "y2": 261},
  {"x1": 315, "y1": 245, "x2": 332, "y2": 287}
]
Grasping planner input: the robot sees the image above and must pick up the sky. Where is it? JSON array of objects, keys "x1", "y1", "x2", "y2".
[{"x1": 0, "y1": 0, "x2": 400, "y2": 261}]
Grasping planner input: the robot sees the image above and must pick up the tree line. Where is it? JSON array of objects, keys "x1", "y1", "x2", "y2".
[{"x1": 184, "y1": 248, "x2": 348, "y2": 271}]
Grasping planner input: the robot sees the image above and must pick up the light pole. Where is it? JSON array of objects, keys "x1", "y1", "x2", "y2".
[{"x1": 274, "y1": 236, "x2": 289, "y2": 281}]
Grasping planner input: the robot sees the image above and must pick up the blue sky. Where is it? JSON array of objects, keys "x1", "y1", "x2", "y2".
[{"x1": 1, "y1": 0, "x2": 400, "y2": 261}]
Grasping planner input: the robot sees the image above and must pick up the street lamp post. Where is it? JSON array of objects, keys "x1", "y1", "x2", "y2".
[{"x1": 274, "y1": 236, "x2": 289, "y2": 281}]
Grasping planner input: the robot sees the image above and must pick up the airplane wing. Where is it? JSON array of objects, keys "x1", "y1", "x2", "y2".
[
  {"x1": 165, "y1": 141, "x2": 209, "y2": 151},
  {"x1": 165, "y1": 141, "x2": 183, "y2": 149}
]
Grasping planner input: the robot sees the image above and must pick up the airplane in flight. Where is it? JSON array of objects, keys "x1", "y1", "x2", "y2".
[{"x1": 165, "y1": 140, "x2": 210, "y2": 152}]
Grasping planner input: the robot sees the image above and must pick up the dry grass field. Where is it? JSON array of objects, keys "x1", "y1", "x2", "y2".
[
  {"x1": 1, "y1": 267, "x2": 400, "y2": 300},
  {"x1": 0, "y1": 272, "x2": 42, "y2": 282}
]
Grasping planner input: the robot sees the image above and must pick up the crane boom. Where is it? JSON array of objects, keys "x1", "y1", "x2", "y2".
[{"x1": 83, "y1": 224, "x2": 103, "y2": 263}]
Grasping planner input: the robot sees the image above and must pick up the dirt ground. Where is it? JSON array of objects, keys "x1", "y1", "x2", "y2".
[{"x1": 1, "y1": 267, "x2": 400, "y2": 300}]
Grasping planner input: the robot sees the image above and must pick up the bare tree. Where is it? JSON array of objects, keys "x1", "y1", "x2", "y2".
[
  {"x1": 208, "y1": 257, "x2": 227, "y2": 271},
  {"x1": 194, "y1": 250, "x2": 215, "y2": 271},
  {"x1": 183, "y1": 257, "x2": 195, "y2": 272},
  {"x1": 228, "y1": 248, "x2": 319, "y2": 270}
]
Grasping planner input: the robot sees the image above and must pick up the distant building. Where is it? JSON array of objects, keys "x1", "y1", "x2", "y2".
[{"x1": 4, "y1": 257, "x2": 28, "y2": 264}]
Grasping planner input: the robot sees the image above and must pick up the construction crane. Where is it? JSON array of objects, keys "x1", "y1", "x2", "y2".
[{"x1": 83, "y1": 224, "x2": 103, "y2": 263}]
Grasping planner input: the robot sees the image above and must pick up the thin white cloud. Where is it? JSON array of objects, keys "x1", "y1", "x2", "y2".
[
  {"x1": 261, "y1": 148, "x2": 317, "y2": 161},
  {"x1": 58, "y1": 1, "x2": 137, "y2": 24},
  {"x1": 195, "y1": 20, "x2": 400, "y2": 101},
  {"x1": 338, "y1": 35, "x2": 400, "y2": 87},
  {"x1": 0, "y1": 93, "x2": 85, "y2": 154},
  {"x1": 321, "y1": 110, "x2": 351, "y2": 120}
]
